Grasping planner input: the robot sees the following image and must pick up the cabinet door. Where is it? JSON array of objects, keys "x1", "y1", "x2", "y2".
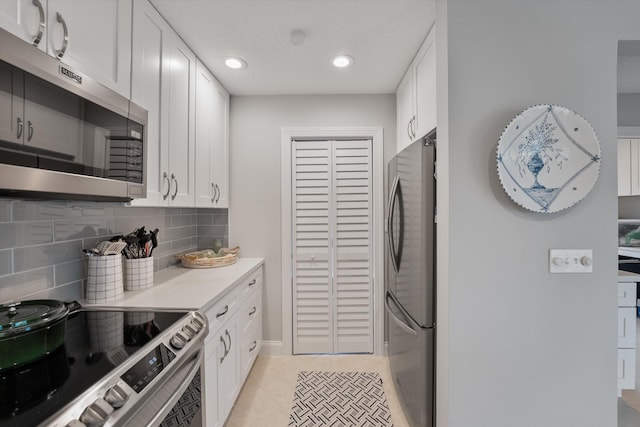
[
  {"x1": 396, "y1": 69, "x2": 413, "y2": 153},
  {"x1": 46, "y1": 0, "x2": 131, "y2": 97},
  {"x1": 618, "y1": 348, "x2": 636, "y2": 390},
  {"x1": 619, "y1": 139, "x2": 632, "y2": 196},
  {"x1": 130, "y1": 0, "x2": 167, "y2": 206},
  {"x1": 204, "y1": 337, "x2": 223, "y2": 427},
  {"x1": 414, "y1": 28, "x2": 436, "y2": 139},
  {"x1": 164, "y1": 34, "x2": 196, "y2": 206},
  {"x1": 631, "y1": 139, "x2": 640, "y2": 196},
  {"x1": 195, "y1": 60, "x2": 215, "y2": 207},
  {"x1": 0, "y1": 61, "x2": 24, "y2": 144},
  {"x1": 0, "y1": 0, "x2": 47, "y2": 52},
  {"x1": 210, "y1": 79, "x2": 229, "y2": 208},
  {"x1": 219, "y1": 320, "x2": 240, "y2": 420}
]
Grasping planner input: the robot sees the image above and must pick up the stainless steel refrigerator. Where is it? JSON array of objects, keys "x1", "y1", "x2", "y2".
[{"x1": 385, "y1": 134, "x2": 435, "y2": 427}]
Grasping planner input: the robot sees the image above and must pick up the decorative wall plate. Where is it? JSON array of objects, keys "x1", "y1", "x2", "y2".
[{"x1": 496, "y1": 104, "x2": 601, "y2": 213}]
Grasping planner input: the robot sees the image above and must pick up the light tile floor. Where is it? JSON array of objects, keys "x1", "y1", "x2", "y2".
[{"x1": 225, "y1": 355, "x2": 410, "y2": 427}]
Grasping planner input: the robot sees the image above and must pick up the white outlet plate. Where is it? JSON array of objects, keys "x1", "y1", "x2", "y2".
[{"x1": 549, "y1": 249, "x2": 593, "y2": 273}]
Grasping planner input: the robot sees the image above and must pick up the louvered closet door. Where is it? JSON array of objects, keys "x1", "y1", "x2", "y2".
[
  {"x1": 293, "y1": 141, "x2": 333, "y2": 354},
  {"x1": 332, "y1": 140, "x2": 373, "y2": 353},
  {"x1": 292, "y1": 139, "x2": 373, "y2": 354}
]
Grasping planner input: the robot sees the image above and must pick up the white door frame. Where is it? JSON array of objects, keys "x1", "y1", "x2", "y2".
[{"x1": 281, "y1": 127, "x2": 384, "y2": 356}]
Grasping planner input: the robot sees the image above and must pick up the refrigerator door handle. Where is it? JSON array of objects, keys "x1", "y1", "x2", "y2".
[
  {"x1": 385, "y1": 292, "x2": 418, "y2": 337},
  {"x1": 386, "y1": 175, "x2": 403, "y2": 273}
]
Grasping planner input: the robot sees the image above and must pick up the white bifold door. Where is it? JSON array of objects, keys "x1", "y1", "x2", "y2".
[{"x1": 292, "y1": 139, "x2": 374, "y2": 354}]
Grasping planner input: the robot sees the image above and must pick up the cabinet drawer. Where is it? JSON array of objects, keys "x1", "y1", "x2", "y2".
[
  {"x1": 240, "y1": 267, "x2": 262, "y2": 298},
  {"x1": 205, "y1": 287, "x2": 241, "y2": 338},
  {"x1": 240, "y1": 318, "x2": 262, "y2": 380},
  {"x1": 618, "y1": 282, "x2": 637, "y2": 307},
  {"x1": 240, "y1": 289, "x2": 262, "y2": 335},
  {"x1": 618, "y1": 348, "x2": 636, "y2": 390},
  {"x1": 618, "y1": 307, "x2": 637, "y2": 349}
]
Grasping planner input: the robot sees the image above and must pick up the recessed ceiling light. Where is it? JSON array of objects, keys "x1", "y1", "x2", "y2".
[
  {"x1": 225, "y1": 57, "x2": 247, "y2": 70},
  {"x1": 332, "y1": 55, "x2": 353, "y2": 68}
]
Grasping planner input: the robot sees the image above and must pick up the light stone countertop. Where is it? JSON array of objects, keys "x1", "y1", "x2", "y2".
[
  {"x1": 82, "y1": 257, "x2": 264, "y2": 312},
  {"x1": 619, "y1": 269, "x2": 640, "y2": 282}
]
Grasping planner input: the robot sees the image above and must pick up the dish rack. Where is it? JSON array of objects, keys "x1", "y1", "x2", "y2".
[{"x1": 176, "y1": 247, "x2": 240, "y2": 269}]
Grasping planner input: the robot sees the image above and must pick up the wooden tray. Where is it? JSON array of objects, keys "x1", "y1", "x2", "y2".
[{"x1": 176, "y1": 247, "x2": 240, "y2": 269}]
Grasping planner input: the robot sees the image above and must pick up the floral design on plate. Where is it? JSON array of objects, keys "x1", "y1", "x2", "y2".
[{"x1": 496, "y1": 104, "x2": 600, "y2": 213}]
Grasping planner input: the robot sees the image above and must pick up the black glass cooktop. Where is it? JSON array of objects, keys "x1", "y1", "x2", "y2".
[{"x1": 0, "y1": 309, "x2": 187, "y2": 427}]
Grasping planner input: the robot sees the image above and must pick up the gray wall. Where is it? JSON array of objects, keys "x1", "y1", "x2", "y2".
[
  {"x1": 618, "y1": 93, "x2": 640, "y2": 126},
  {"x1": 228, "y1": 94, "x2": 396, "y2": 342},
  {"x1": 0, "y1": 199, "x2": 228, "y2": 303},
  {"x1": 438, "y1": 1, "x2": 640, "y2": 426}
]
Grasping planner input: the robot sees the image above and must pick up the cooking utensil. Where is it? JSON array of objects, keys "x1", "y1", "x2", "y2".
[{"x1": 0, "y1": 300, "x2": 81, "y2": 369}]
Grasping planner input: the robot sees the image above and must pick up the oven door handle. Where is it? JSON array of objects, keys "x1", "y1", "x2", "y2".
[{"x1": 147, "y1": 349, "x2": 203, "y2": 426}]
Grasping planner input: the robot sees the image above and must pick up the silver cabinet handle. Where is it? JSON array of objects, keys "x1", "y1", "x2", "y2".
[
  {"x1": 249, "y1": 341, "x2": 257, "y2": 352},
  {"x1": 162, "y1": 172, "x2": 170, "y2": 199},
  {"x1": 55, "y1": 12, "x2": 69, "y2": 59},
  {"x1": 211, "y1": 182, "x2": 216, "y2": 203},
  {"x1": 214, "y1": 184, "x2": 220, "y2": 203},
  {"x1": 249, "y1": 306, "x2": 256, "y2": 316},
  {"x1": 224, "y1": 329, "x2": 231, "y2": 357},
  {"x1": 411, "y1": 116, "x2": 417, "y2": 139},
  {"x1": 219, "y1": 335, "x2": 227, "y2": 364},
  {"x1": 31, "y1": 0, "x2": 45, "y2": 47},
  {"x1": 16, "y1": 118, "x2": 23, "y2": 139},
  {"x1": 406, "y1": 120, "x2": 412, "y2": 140},
  {"x1": 215, "y1": 304, "x2": 229, "y2": 318},
  {"x1": 27, "y1": 121, "x2": 34, "y2": 142},
  {"x1": 248, "y1": 279, "x2": 256, "y2": 287},
  {"x1": 171, "y1": 173, "x2": 178, "y2": 200}
]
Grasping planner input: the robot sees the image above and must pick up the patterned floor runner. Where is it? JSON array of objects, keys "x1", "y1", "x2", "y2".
[{"x1": 288, "y1": 371, "x2": 394, "y2": 427}]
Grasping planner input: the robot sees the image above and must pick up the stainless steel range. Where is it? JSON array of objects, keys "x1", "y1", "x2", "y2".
[{"x1": 0, "y1": 306, "x2": 208, "y2": 427}]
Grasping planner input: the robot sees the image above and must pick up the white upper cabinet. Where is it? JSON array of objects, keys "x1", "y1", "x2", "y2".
[
  {"x1": 130, "y1": 0, "x2": 195, "y2": 207},
  {"x1": 195, "y1": 60, "x2": 230, "y2": 208},
  {"x1": 618, "y1": 138, "x2": 640, "y2": 197},
  {"x1": 0, "y1": 0, "x2": 48, "y2": 51},
  {"x1": 396, "y1": 24, "x2": 436, "y2": 153},
  {"x1": 0, "y1": 0, "x2": 132, "y2": 97}
]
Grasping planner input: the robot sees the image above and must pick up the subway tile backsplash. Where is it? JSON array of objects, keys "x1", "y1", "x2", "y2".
[{"x1": 0, "y1": 199, "x2": 228, "y2": 303}]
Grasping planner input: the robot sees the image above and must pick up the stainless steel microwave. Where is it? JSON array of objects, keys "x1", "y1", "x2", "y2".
[{"x1": 0, "y1": 28, "x2": 147, "y2": 201}]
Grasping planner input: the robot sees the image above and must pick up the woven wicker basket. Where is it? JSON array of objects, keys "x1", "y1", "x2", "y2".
[{"x1": 176, "y1": 247, "x2": 239, "y2": 269}]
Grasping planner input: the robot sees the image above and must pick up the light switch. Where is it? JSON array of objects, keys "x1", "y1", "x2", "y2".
[{"x1": 549, "y1": 249, "x2": 593, "y2": 273}]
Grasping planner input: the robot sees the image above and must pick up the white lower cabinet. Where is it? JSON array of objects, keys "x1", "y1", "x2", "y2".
[
  {"x1": 617, "y1": 281, "x2": 637, "y2": 395},
  {"x1": 203, "y1": 266, "x2": 263, "y2": 425}
]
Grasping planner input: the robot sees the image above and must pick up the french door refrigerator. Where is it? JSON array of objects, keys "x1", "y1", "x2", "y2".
[{"x1": 385, "y1": 134, "x2": 435, "y2": 427}]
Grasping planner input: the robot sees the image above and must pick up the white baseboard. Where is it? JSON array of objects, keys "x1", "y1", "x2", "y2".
[{"x1": 259, "y1": 340, "x2": 288, "y2": 356}]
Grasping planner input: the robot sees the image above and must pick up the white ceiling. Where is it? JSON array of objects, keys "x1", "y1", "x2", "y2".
[{"x1": 150, "y1": 0, "x2": 436, "y2": 96}]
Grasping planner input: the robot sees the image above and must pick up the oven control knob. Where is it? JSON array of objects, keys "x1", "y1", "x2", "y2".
[
  {"x1": 104, "y1": 381, "x2": 131, "y2": 408},
  {"x1": 190, "y1": 318, "x2": 204, "y2": 332},
  {"x1": 182, "y1": 323, "x2": 197, "y2": 338},
  {"x1": 170, "y1": 331, "x2": 187, "y2": 350},
  {"x1": 79, "y1": 397, "x2": 114, "y2": 426}
]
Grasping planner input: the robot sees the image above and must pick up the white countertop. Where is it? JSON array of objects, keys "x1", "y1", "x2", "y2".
[
  {"x1": 619, "y1": 246, "x2": 640, "y2": 258},
  {"x1": 619, "y1": 270, "x2": 640, "y2": 282},
  {"x1": 82, "y1": 257, "x2": 264, "y2": 312}
]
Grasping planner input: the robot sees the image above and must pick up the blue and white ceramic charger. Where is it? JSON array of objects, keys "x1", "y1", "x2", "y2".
[{"x1": 496, "y1": 104, "x2": 601, "y2": 213}]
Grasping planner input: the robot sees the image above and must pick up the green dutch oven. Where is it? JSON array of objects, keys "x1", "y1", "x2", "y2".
[{"x1": 0, "y1": 299, "x2": 80, "y2": 370}]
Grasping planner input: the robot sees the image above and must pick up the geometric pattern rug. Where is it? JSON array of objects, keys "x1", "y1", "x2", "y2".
[{"x1": 288, "y1": 371, "x2": 394, "y2": 426}]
